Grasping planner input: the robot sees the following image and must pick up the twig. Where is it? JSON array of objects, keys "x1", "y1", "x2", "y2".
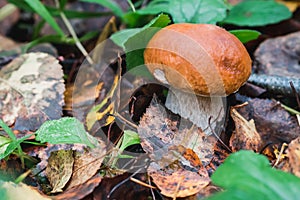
[
  {"x1": 248, "y1": 74, "x2": 300, "y2": 96},
  {"x1": 208, "y1": 116, "x2": 232, "y2": 153},
  {"x1": 54, "y1": 0, "x2": 93, "y2": 65},
  {"x1": 290, "y1": 81, "x2": 300, "y2": 109},
  {"x1": 107, "y1": 168, "x2": 142, "y2": 199}
]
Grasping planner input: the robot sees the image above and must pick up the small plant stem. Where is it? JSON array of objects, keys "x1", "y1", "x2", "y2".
[
  {"x1": 54, "y1": 0, "x2": 94, "y2": 65},
  {"x1": 127, "y1": 0, "x2": 136, "y2": 12},
  {"x1": 281, "y1": 103, "x2": 300, "y2": 115}
]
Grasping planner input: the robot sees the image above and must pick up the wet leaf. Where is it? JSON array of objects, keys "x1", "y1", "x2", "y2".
[
  {"x1": 0, "y1": 180, "x2": 50, "y2": 200},
  {"x1": 0, "y1": 52, "x2": 65, "y2": 132},
  {"x1": 229, "y1": 107, "x2": 262, "y2": 152},
  {"x1": 35, "y1": 117, "x2": 98, "y2": 148},
  {"x1": 45, "y1": 150, "x2": 74, "y2": 193},
  {"x1": 208, "y1": 151, "x2": 300, "y2": 200}
]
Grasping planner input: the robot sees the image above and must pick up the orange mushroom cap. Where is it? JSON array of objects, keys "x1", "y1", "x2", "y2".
[{"x1": 144, "y1": 23, "x2": 252, "y2": 96}]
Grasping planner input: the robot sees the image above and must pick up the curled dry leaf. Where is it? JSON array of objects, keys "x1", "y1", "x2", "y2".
[
  {"x1": 46, "y1": 150, "x2": 74, "y2": 193},
  {"x1": 282, "y1": 137, "x2": 300, "y2": 177},
  {"x1": 230, "y1": 107, "x2": 262, "y2": 152},
  {"x1": 0, "y1": 52, "x2": 65, "y2": 131}
]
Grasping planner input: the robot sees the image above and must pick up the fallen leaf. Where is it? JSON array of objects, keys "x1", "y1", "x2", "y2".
[
  {"x1": 0, "y1": 52, "x2": 65, "y2": 131},
  {"x1": 282, "y1": 137, "x2": 300, "y2": 177},
  {"x1": 138, "y1": 99, "x2": 214, "y2": 198},
  {"x1": 253, "y1": 31, "x2": 300, "y2": 78},
  {"x1": 0, "y1": 180, "x2": 50, "y2": 200},
  {"x1": 66, "y1": 139, "x2": 107, "y2": 189},
  {"x1": 54, "y1": 174, "x2": 102, "y2": 200},
  {"x1": 234, "y1": 98, "x2": 300, "y2": 146},
  {"x1": 148, "y1": 162, "x2": 210, "y2": 198},
  {"x1": 230, "y1": 107, "x2": 262, "y2": 152},
  {"x1": 45, "y1": 150, "x2": 74, "y2": 193}
]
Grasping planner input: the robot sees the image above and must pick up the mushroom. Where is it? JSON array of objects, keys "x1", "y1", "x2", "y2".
[{"x1": 144, "y1": 23, "x2": 252, "y2": 135}]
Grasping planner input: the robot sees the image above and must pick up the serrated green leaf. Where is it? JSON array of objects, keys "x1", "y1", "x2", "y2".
[
  {"x1": 137, "y1": 0, "x2": 229, "y2": 24},
  {"x1": 124, "y1": 14, "x2": 171, "y2": 70},
  {"x1": 119, "y1": 130, "x2": 140, "y2": 152},
  {"x1": 24, "y1": 0, "x2": 65, "y2": 36},
  {"x1": 223, "y1": 0, "x2": 292, "y2": 26},
  {"x1": 207, "y1": 150, "x2": 300, "y2": 200},
  {"x1": 80, "y1": 0, "x2": 124, "y2": 17},
  {"x1": 35, "y1": 117, "x2": 97, "y2": 148},
  {"x1": 229, "y1": 29, "x2": 260, "y2": 43}
]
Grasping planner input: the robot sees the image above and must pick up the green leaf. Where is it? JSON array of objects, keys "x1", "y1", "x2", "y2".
[
  {"x1": 119, "y1": 130, "x2": 140, "y2": 152},
  {"x1": 80, "y1": 0, "x2": 124, "y2": 17},
  {"x1": 0, "y1": 135, "x2": 31, "y2": 160},
  {"x1": 207, "y1": 150, "x2": 300, "y2": 200},
  {"x1": 111, "y1": 28, "x2": 141, "y2": 49},
  {"x1": 0, "y1": 136, "x2": 11, "y2": 156},
  {"x1": 24, "y1": 0, "x2": 65, "y2": 36},
  {"x1": 223, "y1": 0, "x2": 292, "y2": 26},
  {"x1": 35, "y1": 117, "x2": 98, "y2": 148},
  {"x1": 229, "y1": 29, "x2": 261, "y2": 43},
  {"x1": 124, "y1": 14, "x2": 171, "y2": 70},
  {"x1": 137, "y1": 0, "x2": 229, "y2": 24},
  {"x1": 0, "y1": 119, "x2": 16, "y2": 140}
]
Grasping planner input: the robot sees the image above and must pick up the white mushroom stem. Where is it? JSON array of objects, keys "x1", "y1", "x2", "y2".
[{"x1": 165, "y1": 88, "x2": 225, "y2": 135}]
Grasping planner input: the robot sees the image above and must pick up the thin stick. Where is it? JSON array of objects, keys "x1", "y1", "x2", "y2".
[
  {"x1": 54, "y1": 0, "x2": 93, "y2": 65},
  {"x1": 130, "y1": 177, "x2": 156, "y2": 189},
  {"x1": 290, "y1": 81, "x2": 300, "y2": 110},
  {"x1": 208, "y1": 116, "x2": 232, "y2": 152}
]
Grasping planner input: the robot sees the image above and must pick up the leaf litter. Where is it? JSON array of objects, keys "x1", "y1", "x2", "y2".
[{"x1": 138, "y1": 97, "x2": 215, "y2": 198}]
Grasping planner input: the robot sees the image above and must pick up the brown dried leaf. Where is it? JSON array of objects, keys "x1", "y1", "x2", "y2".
[
  {"x1": 230, "y1": 107, "x2": 262, "y2": 152},
  {"x1": 0, "y1": 52, "x2": 65, "y2": 131},
  {"x1": 282, "y1": 137, "x2": 300, "y2": 177},
  {"x1": 66, "y1": 140, "x2": 107, "y2": 189},
  {"x1": 45, "y1": 150, "x2": 74, "y2": 193},
  {"x1": 148, "y1": 163, "x2": 210, "y2": 198},
  {"x1": 53, "y1": 174, "x2": 102, "y2": 200}
]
